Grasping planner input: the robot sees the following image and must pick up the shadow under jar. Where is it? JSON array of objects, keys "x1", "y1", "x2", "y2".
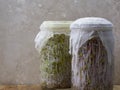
[
  {"x1": 35, "y1": 21, "x2": 72, "y2": 90},
  {"x1": 70, "y1": 17, "x2": 114, "y2": 90}
]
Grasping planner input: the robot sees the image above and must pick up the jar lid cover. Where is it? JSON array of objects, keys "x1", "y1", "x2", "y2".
[
  {"x1": 40, "y1": 21, "x2": 73, "y2": 30},
  {"x1": 70, "y1": 17, "x2": 113, "y2": 30}
]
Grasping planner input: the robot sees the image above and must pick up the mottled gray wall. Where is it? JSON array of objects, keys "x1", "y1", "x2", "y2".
[{"x1": 0, "y1": 0, "x2": 120, "y2": 84}]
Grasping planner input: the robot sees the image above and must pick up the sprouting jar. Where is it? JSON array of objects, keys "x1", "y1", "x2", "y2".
[
  {"x1": 35, "y1": 21, "x2": 72, "y2": 89},
  {"x1": 70, "y1": 17, "x2": 114, "y2": 90}
]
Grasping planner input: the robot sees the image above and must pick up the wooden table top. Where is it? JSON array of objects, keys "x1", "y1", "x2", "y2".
[{"x1": 0, "y1": 85, "x2": 119, "y2": 90}]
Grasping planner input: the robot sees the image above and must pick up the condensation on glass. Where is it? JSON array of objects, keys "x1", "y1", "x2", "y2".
[
  {"x1": 35, "y1": 21, "x2": 72, "y2": 90},
  {"x1": 70, "y1": 17, "x2": 114, "y2": 90}
]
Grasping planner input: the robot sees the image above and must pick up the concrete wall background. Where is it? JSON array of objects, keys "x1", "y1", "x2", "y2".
[{"x1": 0, "y1": 0, "x2": 120, "y2": 84}]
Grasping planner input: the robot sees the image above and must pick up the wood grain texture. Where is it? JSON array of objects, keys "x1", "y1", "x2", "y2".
[{"x1": 0, "y1": 85, "x2": 119, "y2": 90}]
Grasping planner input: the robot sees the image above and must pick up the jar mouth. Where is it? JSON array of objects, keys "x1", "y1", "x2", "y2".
[{"x1": 40, "y1": 21, "x2": 73, "y2": 30}]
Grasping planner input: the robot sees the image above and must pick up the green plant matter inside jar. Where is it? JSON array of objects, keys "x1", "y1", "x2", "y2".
[{"x1": 40, "y1": 34, "x2": 71, "y2": 89}]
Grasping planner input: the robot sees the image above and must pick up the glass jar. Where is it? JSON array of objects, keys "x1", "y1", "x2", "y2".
[
  {"x1": 70, "y1": 17, "x2": 114, "y2": 90},
  {"x1": 35, "y1": 21, "x2": 72, "y2": 90}
]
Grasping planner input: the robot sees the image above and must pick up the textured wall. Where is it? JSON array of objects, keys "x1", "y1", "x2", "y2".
[{"x1": 0, "y1": 0, "x2": 120, "y2": 84}]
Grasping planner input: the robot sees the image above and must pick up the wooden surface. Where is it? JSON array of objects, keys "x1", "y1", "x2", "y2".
[{"x1": 0, "y1": 85, "x2": 119, "y2": 90}]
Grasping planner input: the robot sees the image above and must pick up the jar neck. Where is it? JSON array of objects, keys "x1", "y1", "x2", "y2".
[{"x1": 70, "y1": 27, "x2": 113, "y2": 32}]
